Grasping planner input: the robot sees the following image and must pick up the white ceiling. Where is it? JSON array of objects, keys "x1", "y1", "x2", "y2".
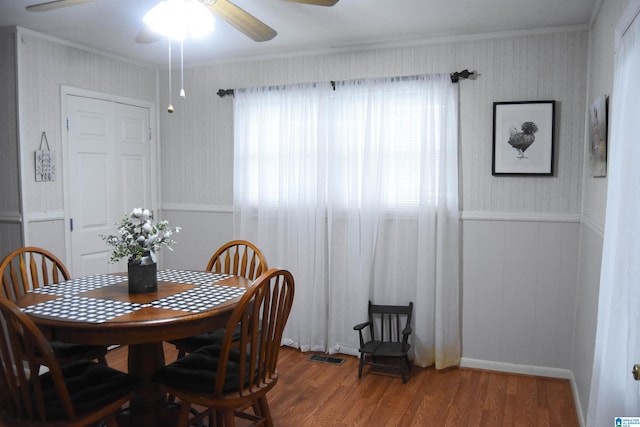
[{"x1": 1, "y1": 0, "x2": 597, "y2": 67}]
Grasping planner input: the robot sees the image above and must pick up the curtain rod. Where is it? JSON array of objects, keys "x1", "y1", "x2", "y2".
[{"x1": 217, "y1": 69, "x2": 476, "y2": 98}]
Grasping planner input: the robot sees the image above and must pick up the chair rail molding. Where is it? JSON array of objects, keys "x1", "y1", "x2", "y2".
[
  {"x1": 26, "y1": 210, "x2": 65, "y2": 222},
  {"x1": 0, "y1": 211, "x2": 22, "y2": 223},
  {"x1": 461, "y1": 211, "x2": 581, "y2": 223},
  {"x1": 581, "y1": 212, "x2": 605, "y2": 237},
  {"x1": 161, "y1": 203, "x2": 233, "y2": 214}
]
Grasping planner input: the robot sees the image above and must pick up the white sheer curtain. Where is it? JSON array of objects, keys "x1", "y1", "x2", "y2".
[
  {"x1": 587, "y1": 2, "x2": 640, "y2": 425},
  {"x1": 233, "y1": 74, "x2": 460, "y2": 368}
]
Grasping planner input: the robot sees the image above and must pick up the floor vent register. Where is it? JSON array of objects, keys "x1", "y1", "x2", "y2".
[{"x1": 308, "y1": 354, "x2": 345, "y2": 365}]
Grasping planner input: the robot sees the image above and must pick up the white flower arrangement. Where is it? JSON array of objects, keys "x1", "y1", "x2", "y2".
[{"x1": 101, "y1": 207, "x2": 181, "y2": 265}]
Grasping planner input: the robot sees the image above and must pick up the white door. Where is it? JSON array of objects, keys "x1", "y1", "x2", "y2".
[{"x1": 66, "y1": 95, "x2": 152, "y2": 276}]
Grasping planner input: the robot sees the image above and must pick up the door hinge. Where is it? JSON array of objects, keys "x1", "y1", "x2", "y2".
[
  {"x1": 148, "y1": 127, "x2": 152, "y2": 142},
  {"x1": 69, "y1": 218, "x2": 73, "y2": 232},
  {"x1": 66, "y1": 117, "x2": 70, "y2": 130}
]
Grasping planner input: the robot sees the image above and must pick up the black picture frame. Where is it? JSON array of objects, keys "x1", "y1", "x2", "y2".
[{"x1": 492, "y1": 100, "x2": 555, "y2": 176}]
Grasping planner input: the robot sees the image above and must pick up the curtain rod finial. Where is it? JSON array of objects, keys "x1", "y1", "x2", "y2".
[
  {"x1": 217, "y1": 89, "x2": 234, "y2": 98},
  {"x1": 450, "y1": 69, "x2": 477, "y2": 83}
]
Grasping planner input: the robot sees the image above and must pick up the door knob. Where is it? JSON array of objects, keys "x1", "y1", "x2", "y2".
[{"x1": 632, "y1": 364, "x2": 640, "y2": 381}]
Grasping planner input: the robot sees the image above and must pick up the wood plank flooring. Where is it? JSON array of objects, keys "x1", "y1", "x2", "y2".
[{"x1": 106, "y1": 344, "x2": 580, "y2": 426}]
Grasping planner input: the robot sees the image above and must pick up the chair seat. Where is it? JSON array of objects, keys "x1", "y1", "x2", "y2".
[
  {"x1": 0, "y1": 247, "x2": 109, "y2": 367},
  {"x1": 168, "y1": 330, "x2": 224, "y2": 353},
  {"x1": 36, "y1": 359, "x2": 138, "y2": 420},
  {"x1": 166, "y1": 240, "x2": 268, "y2": 364},
  {"x1": 152, "y1": 344, "x2": 248, "y2": 394},
  {"x1": 153, "y1": 269, "x2": 294, "y2": 427},
  {"x1": 168, "y1": 325, "x2": 242, "y2": 355},
  {"x1": 49, "y1": 341, "x2": 108, "y2": 361},
  {"x1": 360, "y1": 341, "x2": 411, "y2": 358}
]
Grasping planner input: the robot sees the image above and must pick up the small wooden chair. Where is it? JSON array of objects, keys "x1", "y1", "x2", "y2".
[
  {"x1": 353, "y1": 301, "x2": 413, "y2": 383},
  {"x1": 0, "y1": 297, "x2": 138, "y2": 426},
  {"x1": 0, "y1": 246, "x2": 110, "y2": 365},
  {"x1": 169, "y1": 239, "x2": 268, "y2": 359},
  {"x1": 153, "y1": 268, "x2": 295, "y2": 427}
]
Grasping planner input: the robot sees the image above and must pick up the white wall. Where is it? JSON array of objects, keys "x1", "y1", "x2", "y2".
[
  {"x1": 0, "y1": 29, "x2": 22, "y2": 258},
  {"x1": 158, "y1": 28, "x2": 589, "y2": 385},
  {"x1": 571, "y1": 0, "x2": 628, "y2": 422},
  {"x1": 10, "y1": 29, "x2": 158, "y2": 264},
  {"x1": 159, "y1": 30, "x2": 588, "y2": 213},
  {"x1": 161, "y1": 206, "x2": 234, "y2": 270}
]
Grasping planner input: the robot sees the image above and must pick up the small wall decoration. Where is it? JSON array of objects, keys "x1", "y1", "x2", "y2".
[
  {"x1": 492, "y1": 100, "x2": 555, "y2": 176},
  {"x1": 35, "y1": 131, "x2": 56, "y2": 182},
  {"x1": 589, "y1": 95, "x2": 608, "y2": 177}
]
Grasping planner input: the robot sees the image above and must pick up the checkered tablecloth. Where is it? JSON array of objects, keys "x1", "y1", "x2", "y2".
[{"x1": 21, "y1": 269, "x2": 246, "y2": 324}]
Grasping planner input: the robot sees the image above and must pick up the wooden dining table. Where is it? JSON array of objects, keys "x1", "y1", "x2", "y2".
[{"x1": 15, "y1": 269, "x2": 252, "y2": 427}]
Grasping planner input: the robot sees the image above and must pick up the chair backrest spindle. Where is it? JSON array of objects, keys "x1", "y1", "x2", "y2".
[
  {"x1": 0, "y1": 247, "x2": 70, "y2": 301},
  {"x1": 0, "y1": 297, "x2": 136, "y2": 425},
  {"x1": 214, "y1": 268, "x2": 294, "y2": 397},
  {"x1": 206, "y1": 240, "x2": 268, "y2": 281},
  {"x1": 0, "y1": 297, "x2": 77, "y2": 422},
  {"x1": 369, "y1": 302, "x2": 413, "y2": 343}
]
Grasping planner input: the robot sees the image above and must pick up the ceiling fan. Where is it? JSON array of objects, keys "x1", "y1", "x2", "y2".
[{"x1": 26, "y1": 0, "x2": 339, "y2": 43}]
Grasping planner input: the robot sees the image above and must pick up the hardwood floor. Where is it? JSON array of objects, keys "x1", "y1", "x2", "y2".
[{"x1": 107, "y1": 344, "x2": 580, "y2": 426}]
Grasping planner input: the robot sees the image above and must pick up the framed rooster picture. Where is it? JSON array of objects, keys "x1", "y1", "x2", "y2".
[{"x1": 492, "y1": 100, "x2": 555, "y2": 176}]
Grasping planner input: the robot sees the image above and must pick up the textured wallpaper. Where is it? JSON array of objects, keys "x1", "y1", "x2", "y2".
[{"x1": 158, "y1": 29, "x2": 588, "y2": 215}]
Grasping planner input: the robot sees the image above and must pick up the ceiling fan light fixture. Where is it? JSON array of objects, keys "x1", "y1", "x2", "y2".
[{"x1": 143, "y1": 0, "x2": 215, "y2": 40}]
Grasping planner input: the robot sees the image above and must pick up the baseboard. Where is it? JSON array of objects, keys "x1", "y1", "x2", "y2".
[
  {"x1": 570, "y1": 371, "x2": 586, "y2": 427},
  {"x1": 461, "y1": 357, "x2": 572, "y2": 378},
  {"x1": 461, "y1": 357, "x2": 585, "y2": 426}
]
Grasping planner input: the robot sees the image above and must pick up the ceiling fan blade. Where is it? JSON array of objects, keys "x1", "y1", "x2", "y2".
[
  {"x1": 135, "y1": 25, "x2": 163, "y2": 44},
  {"x1": 283, "y1": 0, "x2": 339, "y2": 5},
  {"x1": 26, "y1": 0, "x2": 95, "y2": 12},
  {"x1": 206, "y1": 0, "x2": 277, "y2": 42}
]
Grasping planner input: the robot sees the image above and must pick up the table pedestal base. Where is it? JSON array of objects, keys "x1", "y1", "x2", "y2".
[{"x1": 127, "y1": 342, "x2": 174, "y2": 427}]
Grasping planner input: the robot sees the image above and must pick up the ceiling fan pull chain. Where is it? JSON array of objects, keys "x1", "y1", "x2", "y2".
[
  {"x1": 167, "y1": 39, "x2": 174, "y2": 113},
  {"x1": 180, "y1": 38, "x2": 185, "y2": 99}
]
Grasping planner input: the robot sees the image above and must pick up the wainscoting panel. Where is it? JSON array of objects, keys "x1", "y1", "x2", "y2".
[
  {"x1": 165, "y1": 206, "x2": 581, "y2": 373},
  {"x1": 0, "y1": 214, "x2": 23, "y2": 262},
  {"x1": 24, "y1": 218, "x2": 67, "y2": 266},
  {"x1": 571, "y1": 221, "x2": 603, "y2": 422},
  {"x1": 462, "y1": 215, "x2": 580, "y2": 370},
  {"x1": 160, "y1": 206, "x2": 234, "y2": 270}
]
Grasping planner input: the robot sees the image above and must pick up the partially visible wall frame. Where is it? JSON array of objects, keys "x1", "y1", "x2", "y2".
[
  {"x1": 492, "y1": 100, "x2": 555, "y2": 176},
  {"x1": 589, "y1": 95, "x2": 608, "y2": 177}
]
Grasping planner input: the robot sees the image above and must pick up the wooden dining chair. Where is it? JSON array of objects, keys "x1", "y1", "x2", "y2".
[
  {"x1": 0, "y1": 246, "x2": 110, "y2": 365},
  {"x1": 0, "y1": 246, "x2": 69, "y2": 301},
  {"x1": 0, "y1": 297, "x2": 138, "y2": 427},
  {"x1": 205, "y1": 239, "x2": 268, "y2": 280},
  {"x1": 168, "y1": 239, "x2": 269, "y2": 359},
  {"x1": 153, "y1": 268, "x2": 295, "y2": 427},
  {"x1": 353, "y1": 301, "x2": 414, "y2": 383}
]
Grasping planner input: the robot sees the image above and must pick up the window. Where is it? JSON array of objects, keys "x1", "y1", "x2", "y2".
[
  {"x1": 232, "y1": 75, "x2": 460, "y2": 365},
  {"x1": 235, "y1": 78, "x2": 446, "y2": 211}
]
